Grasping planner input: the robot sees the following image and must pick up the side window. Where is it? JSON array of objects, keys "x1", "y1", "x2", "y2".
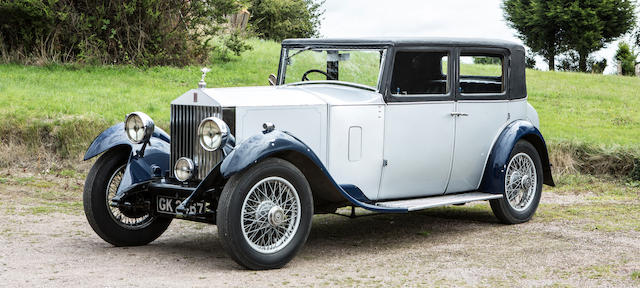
[
  {"x1": 390, "y1": 51, "x2": 449, "y2": 95},
  {"x1": 459, "y1": 54, "x2": 504, "y2": 94}
]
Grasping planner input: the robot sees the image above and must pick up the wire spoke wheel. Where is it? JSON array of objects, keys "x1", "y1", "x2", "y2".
[
  {"x1": 105, "y1": 165, "x2": 153, "y2": 229},
  {"x1": 505, "y1": 153, "x2": 537, "y2": 212},
  {"x1": 241, "y1": 176, "x2": 301, "y2": 254}
]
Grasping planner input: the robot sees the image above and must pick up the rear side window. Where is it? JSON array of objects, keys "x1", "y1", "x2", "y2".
[
  {"x1": 459, "y1": 54, "x2": 504, "y2": 94},
  {"x1": 390, "y1": 52, "x2": 449, "y2": 95}
]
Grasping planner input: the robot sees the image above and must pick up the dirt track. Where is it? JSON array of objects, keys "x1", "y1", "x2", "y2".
[{"x1": 0, "y1": 171, "x2": 639, "y2": 287}]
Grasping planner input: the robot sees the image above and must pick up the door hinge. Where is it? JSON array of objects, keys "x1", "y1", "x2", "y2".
[{"x1": 383, "y1": 159, "x2": 388, "y2": 167}]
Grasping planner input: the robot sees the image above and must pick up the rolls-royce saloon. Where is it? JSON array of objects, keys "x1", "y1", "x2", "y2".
[{"x1": 83, "y1": 38, "x2": 555, "y2": 270}]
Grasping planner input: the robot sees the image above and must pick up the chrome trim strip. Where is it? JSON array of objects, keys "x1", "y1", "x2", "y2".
[{"x1": 376, "y1": 192, "x2": 503, "y2": 211}]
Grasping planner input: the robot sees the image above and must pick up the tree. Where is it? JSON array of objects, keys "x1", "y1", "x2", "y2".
[
  {"x1": 248, "y1": 0, "x2": 324, "y2": 41},
  {"x1": 560, "y1": 0, "x2": 636, "y2": 72},
  {"x1": 615, "y1": 42, "x2": 637, "y2": 76},
  {"x1": 503, "y1": 0, "x2": 566, "y2": 71},
  {"x1": 525, "y1": 51, "x2": 537, "y2": 69},
  {"x1": 503, "y1": 0, "x2": 636, "y2": 72},
  {"x1": 474, "y1": 57, "x2": 502, "y2": 65}
]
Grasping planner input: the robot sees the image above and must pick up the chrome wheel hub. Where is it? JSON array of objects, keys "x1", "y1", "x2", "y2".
[
  {"x1": 505, "y1": 153, "x2": 537, "y2": 212},
  {"x1": 268, "y1": 206, "x2": 285, "y2": 226},
  {"x1": 241, "y1": 177, "x2": 301, "y2": 254},
  {"x1": 521, "y1": 174, "x2": 532, "y2": 190}
]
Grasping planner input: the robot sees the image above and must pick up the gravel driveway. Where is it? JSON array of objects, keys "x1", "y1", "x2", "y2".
[{"x1": 0, "y1": 171, "x2": 638, "y2": 287}]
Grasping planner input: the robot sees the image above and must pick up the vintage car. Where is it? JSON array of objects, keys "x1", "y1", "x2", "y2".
[{"x1": 83, "y1": 38, "x2": 555, "y2": 270}]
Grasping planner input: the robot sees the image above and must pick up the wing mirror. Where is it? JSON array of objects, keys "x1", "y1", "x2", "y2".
[{"x1": 268, "y1": 74, "x2": 277, "y2": 86}]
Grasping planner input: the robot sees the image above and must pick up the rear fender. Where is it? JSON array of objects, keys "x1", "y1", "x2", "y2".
[{"x1": 479, "y1": 120, "x2": 555, "y2": 195}]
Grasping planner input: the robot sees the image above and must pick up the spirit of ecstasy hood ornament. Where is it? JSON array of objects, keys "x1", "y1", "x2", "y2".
[{"x1": 198, "y1": 67, "x2": 211, "y2": 88}]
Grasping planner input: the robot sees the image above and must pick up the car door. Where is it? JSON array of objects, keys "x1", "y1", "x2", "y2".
[
  {"x1": 445, "y1": 49, "x2": 510, "y2": 193},
  {"x1": 377, "y1": 48, "x2": 456, "y2": 200}
]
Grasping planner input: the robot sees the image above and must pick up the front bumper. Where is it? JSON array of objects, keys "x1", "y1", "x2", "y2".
[{"x1": 112, "y1": 179, "x2": 217, "y2": 223}]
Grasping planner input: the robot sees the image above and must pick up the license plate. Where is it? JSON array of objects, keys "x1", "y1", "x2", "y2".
[{"x1": 157, "y1": 196, "x2": 206, "y2": 215}]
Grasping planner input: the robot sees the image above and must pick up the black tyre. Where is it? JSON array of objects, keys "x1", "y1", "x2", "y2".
[
  {"x1": 490, "y1": 140, "x2": 543, "y2": 224},
  {"x1": 217, "y1": 158, "x2": 313, "y2": 270},
  {"x1": 83, "y1": 149, "x2": 172, "y2": 246}
]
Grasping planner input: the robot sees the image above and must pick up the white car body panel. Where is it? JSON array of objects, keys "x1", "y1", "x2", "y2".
[
  {"x1": 201, "y1": 86, "x2": 326, "y2": 107},
  {"x1": 200, "y1": 85, "x2": 383, "y2": 107},
  {"x1": 235, "y1": 105, "x2": 328, "y2": 164},
  {"x1": 327, "y1": 105, "x2": 385, "y2": 200},
  {"x1": 525, "y1": 101, "x2": 540, "y2": 128},
  {"x1": 377, "y1": 102, "x2": 456, "y2": 200},
  {"x1": 446, "y1": 100, "x2": 508, "y2": 193}
]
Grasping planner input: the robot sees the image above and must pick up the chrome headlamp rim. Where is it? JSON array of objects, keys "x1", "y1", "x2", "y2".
[
  {"x1": 198, "y1": 116, "x2": 229, "y2": 152},
  {"x1": 124, "y1": 112, "x2": 154, "y2": 144},
  {"x1": 174, "y1": 157, "x2": 195, "y2": 182}
]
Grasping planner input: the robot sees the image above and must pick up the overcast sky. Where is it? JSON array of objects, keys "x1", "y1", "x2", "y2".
[{"x1": 319, "y1": 0, "x2": 636, "y2": 73}]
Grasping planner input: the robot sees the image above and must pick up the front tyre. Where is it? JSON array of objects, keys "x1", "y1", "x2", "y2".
[
  {"x1": 83, "y1": 149, "x2": 172, "y2": 246},
  {"x1": 490, "y1": 140, "x2": 543, "y2": 224},
  {"x1": 217, "y1": 158, "x2": 313, "y2": 270}
]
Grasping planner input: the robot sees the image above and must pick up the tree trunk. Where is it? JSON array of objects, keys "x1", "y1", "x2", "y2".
[
  {"x1": 548, "y1": 55, "x2": 555, "y2": 71},
  {"x1": 579, "y1": 52, "x2": 588, "y2": 72}
]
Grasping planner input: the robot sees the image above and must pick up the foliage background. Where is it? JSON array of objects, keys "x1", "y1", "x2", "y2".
[
  {"x1": 0, "y1": 0, "x2": 325, "y2": 65},
  {"x1": 503, "y1": 0, "x2": 636, "y2": 72},
  {"x1": 247, "y1": 0, "x2": 324, "y2": 41}
]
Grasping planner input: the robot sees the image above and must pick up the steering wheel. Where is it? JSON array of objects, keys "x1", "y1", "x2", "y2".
[{"x1": 301, "y1": 69, "x2": 330, "y2": 81}]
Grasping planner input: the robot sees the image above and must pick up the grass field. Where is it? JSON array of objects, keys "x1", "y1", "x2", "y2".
[{"x1": 1, "y1": 38, "x2": 640, "y2": 165}]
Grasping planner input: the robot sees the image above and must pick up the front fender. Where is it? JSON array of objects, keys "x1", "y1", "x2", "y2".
[
  {"x1": 84, "y1": 122, "x2": 170, "y2": 160},
  {"x1": 220, "y1": 130, "x2": 316, "y2": 178},
  {"x1": 84, "y1": 122, "x2": 171, "y2": 195},
  {"x1": 479, "y1": 120, "x2": 555, "y2": 195}
]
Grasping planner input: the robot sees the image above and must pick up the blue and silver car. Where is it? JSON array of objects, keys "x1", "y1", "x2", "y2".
[{"x1": 83, "y1": 38, "x2": 555, "y2": 269}]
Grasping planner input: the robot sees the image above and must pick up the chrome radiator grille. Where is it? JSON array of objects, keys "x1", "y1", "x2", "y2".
[{"x1": 170, "y1": 104, "x2": 222, "y2": 180}]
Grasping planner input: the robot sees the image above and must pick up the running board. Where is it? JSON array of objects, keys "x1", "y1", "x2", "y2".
[{"x1": 375, "y1": 192, "x2": 502, "y2": 212}]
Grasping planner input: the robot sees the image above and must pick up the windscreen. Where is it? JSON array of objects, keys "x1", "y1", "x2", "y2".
[{"x1": 282, "y1": 47, "x2": 386, "y2": 90}]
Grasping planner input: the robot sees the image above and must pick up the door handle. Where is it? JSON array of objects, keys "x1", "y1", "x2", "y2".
[{"x1": 450, "y1": 112, "x2": 469, "y2": 117}]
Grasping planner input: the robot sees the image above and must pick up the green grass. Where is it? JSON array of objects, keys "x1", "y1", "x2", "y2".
[
  {"x1": 527, "y1": 70, "x2": 640, "y2": 147},
  {"x1": 1, "y1": 38, "x2": 640, "y2": 158},
  {"x1": 0, "y1": 39, "x2": 280, "y2": 129}
]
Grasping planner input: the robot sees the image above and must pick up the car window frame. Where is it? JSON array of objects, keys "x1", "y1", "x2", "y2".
[
  {"x1": 456, "y1": 47, "x2": 510, "y2": 101},
  {"x1": 277, "y1": 45, "x2": 389, "y2": 93},
  {"x1": 383, "y1": 46, "x2": 455, "y2": 103}
]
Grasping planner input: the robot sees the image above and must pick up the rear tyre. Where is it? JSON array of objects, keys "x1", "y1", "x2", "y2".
[
  {"x1": 217, "y1": 158, "x2": 313, "y2": 270},
  {"x1": 83, "y1": 149, "x2": 172, "y2": 246},
  {"x1": 490, "y1": 140, "x2": 543, "y2": 224}
]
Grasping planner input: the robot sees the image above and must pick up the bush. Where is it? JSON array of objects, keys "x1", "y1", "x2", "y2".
[
  {"x1": 615, "y1": 42, "x2": 637, "y2": 76},
  {"x1": 248, "y1": 0, "x2": 324, "y2": 41},
  {"x1": 0, "y1": 0, "x2": 245, "y2": 66},
  {"x1": 590, "y1": 58, "x2": 607, "y2": 74},
  {"x1": 556, "y1": 51, "x2": 607, "y2": 74},
  {"x1": 212, "y1": 31, "x2": 254, "y2": 62}
]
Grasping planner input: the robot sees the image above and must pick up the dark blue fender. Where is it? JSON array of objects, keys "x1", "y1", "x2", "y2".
[
  {"x1": 479, "y1": 120, "x2": 555, "y2": 195},
  {"x1": 84, "y1": 122, "x2": 171, "y2": 195},
  {"x1": 195, "y1": 130, "x2": 407, "y2": 213}
]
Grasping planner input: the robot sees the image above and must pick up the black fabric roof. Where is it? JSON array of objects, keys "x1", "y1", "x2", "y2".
[{"x1": 281, "y1": 37, "x2": 524, "y2": 52}]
